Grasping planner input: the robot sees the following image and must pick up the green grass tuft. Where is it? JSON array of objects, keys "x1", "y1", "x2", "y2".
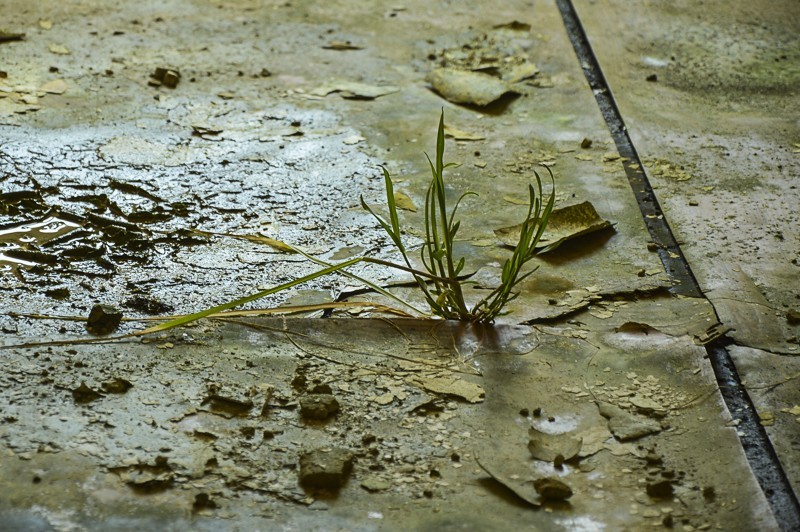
[
  {"x1": 142, "y1": 110, "x2": 554, "y2": 335},
  {"x1": 362, "y1": 109, "x2": 555, "y2": 323}
]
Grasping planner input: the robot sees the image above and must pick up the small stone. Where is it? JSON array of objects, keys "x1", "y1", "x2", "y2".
[
  {"x1": 630, "y1": 395, "x2": 667, "y2": 417},
  {"x1": 102, "y1": 377, "x2": 133, "y2": 394},
  {"x1": 151, "y1": 67, "x2": 181, "y2": 88},
  {"x1": 86, "y1": 304, "x2": 123, "y2": 335},
  {"x1": 646, "y1": 479, "x2": 674, "y2": 499},
  {"x1": 361, "y1": 477, "x2": 391, "y2": 492},
  {"x1": 309, "y1": 383, "x2": 333, "y2": 394},
  {"x1": 48, "y1": 44, "x2": 70, "y2": 55},
  {"x1": 597, "y1": 401, "x2": 661, "y2": 441},
  {"x1": 533, "y1": 477, "x2": 573, "y2": 501},
  {"x1": 193, "y1": 492, "x2": 217, "y2": 510},
  {"x1": 300, "y1": 394, "x2": 340, "y2": 420},
  {"x1": 203, "y1": 389, "x2": 253, "y2": 418},
  {"x1": 72, "y1": 382, "x2": 103, "y2": 404},
  {"x1": 299, "y1": 448, "x2": 354, "y2": 490},
  {"x1": 645, "y1": 452, "x2": 663, "y2": 466},
  {"x1": 41, "y1": 79, "x2": 67, "y2": 94},
  {"x1": 786, "y1": 309, "x2": 800, "y2": 325},
  {"x1": 646, "y1": 74, "x2": 658, "y2": 82}
]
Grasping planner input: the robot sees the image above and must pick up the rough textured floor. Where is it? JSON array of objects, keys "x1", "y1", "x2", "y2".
[{"x1": 1, "y1": 0, "x2": 797, "y2": 530}]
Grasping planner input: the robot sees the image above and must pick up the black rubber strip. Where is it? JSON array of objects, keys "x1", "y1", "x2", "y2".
[{"x1": 554, "y1": 1, "x2": 800, "y2": 530}]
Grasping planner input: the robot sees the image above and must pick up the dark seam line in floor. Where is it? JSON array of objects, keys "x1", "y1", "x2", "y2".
[{"x1": 554, "y1": 1, "x2": 800, "y2": 529}]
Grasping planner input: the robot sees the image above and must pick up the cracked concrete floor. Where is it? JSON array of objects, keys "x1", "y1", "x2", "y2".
[{"x1": 0, "y1": 0, "x2": 797, "y2": 530}]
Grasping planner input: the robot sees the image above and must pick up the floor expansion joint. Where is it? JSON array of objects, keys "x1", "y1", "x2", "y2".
[{"x1": 555, "y1": 1, "x2": 800, "y2": 529}]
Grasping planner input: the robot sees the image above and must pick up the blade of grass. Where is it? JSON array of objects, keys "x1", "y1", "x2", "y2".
[{"x1": 138, "y1": 257, "x2": 365, "y2": 335}]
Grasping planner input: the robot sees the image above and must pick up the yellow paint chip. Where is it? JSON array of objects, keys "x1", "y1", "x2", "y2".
[
  {"x1": 393, "y1": 191, "x2": 417, "y2": 212},
  {"x1": 41, "y1": 79, "x2": 67, "y2": 94},
  {"x1": 48, "y1": 44, "x2": 70, "y2": 55}
]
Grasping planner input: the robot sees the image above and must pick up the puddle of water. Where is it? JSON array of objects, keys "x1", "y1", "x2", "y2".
[
  {"x1": 531, "y1": 414, "x2": 581, "y2": 434},
  {"x1": 451, "y1": 322, "x2": 541, "y2": 358},
  {"x1": 0, "y1": 216, "x2": 81, "y2": 268}
]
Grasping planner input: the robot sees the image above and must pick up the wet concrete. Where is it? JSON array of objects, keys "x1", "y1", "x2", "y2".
[
  {"x1": 0, "y1": 316, "x2": 779, "y2": 530},
  {"x1": 0, "y1": 0, "x2": 796, "y2": 529},
  {"x1": 571, "y1": 0, "x2": 800, "y2": 355},
  {"x1": 572, "y1": 0, "x2": 800, "y2": 523}
]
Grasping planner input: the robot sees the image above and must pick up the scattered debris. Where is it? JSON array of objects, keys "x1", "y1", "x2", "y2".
[
  {"x1": 149, "y1": 67, "x2": 181, "y2": 88},
  {"x1": 428, "y1": 27, "x2": 541, "y2": 89},
  {"x1": 528, "y1": 427, "x2": 582, "y2": 462},
  {"x1": 102, "y1": 377, "x2": 134, "y2": 394},
  {"x1": 48, "y1": 44, "x2": 70, "y2": 55},
  {"x1": 360, "y1": 477, "x2": 392, "y2": 492},
  {"x1": 86, "y1": 304, "x2": 123, "y2": 335},
  {"x1": 615, "y1": 322, "x2": 661, "y2": 335},
  {"x1": 693, "y1": 323, "x2": 733, "y2": 345},
  {"x1": 40, "y1": 79, "x2": 68, "y2": 94},
  {"x1": 645, "y1": 158, "x2": 695, "y2": 182},
  {"x1": 443, "y1": 125, "x2": 486, "y2": 141},
  {"x1": 310, "y1": 80, "x2": 399, "y2": 100},
  {"x1": 123, "y1": 295, "x2": 173, "y2": 315},
  {"x1": 596, "y1": 401, "x2": 661, "y2": 441},
  {"x1": 495, "y1": 201, "x2": 614, "y2": 252},
  {"x1": 299, "y1": 393, "x2": 340, "y2": 420},
  {"x1": 409, "y1": 374, "x2": 485, "y2": 404},
  {"x1": 112, "y1": 456, "x2": 174, "y2": 492},
  {"x1": 533, "y1": 477, "x2": 573, "y2": 501},
  {"x1": 393, "y1": 191, "x2": 417, "y2": 212},
  {"x1": 506, "y1": 63, "x2": 540, "y2": 84},
  {"x1": 299, "y1": 448, "x2": 354, "y2": 490},
  {"x1": 646, "y1": 479, "x2": 674, "y2": 499},
  {"x1": 475, "y1": 455, "x2": 541, "y2": 507},
  {"x1": 323, "y1": 40, "x2": 363, "y2": 50},
  {"x1": 191, "y1": 125, "x2": 224, "y2": 139},
  {"x1": 427, "y1": 67, "x2": 518, "y2": 107},
  {"x1": 630, "y1": 395, "x2": 667, "y2": 417},
  {"x1": 193, "y1": 492, "x2": 218, "y2": 511},
  {"x1": 72, "y1": 382, "x2": 104, "y2": 404},
  {"x1": 342, "y1": 135, "x2": 364, "y2": 145},
  {"x1": 492, "y1": 20, "x2": 532, "y2": 31},
  {"x1": 0, "y1": 30, "x2": 25, "y2": 43},
  {"x1": 202, "y1": 385, "x2": 254, "y2": 418},
  {"x1": 780, "y1": 405, "x2": 800, "y2": 423}
]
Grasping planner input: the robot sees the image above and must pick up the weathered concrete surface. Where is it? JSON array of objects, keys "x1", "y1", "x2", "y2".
[
  {"x1": 730, "y1": 345, "x2": 800, "y2": 497},
  {"x1": 0, "y1": 0, "x2": 791, "y2": 529},
  {"x1": 572, "y1": 0, "x2": 800, "y2": 355},
  {"x1": 0, "y1": 316, "x2": 778, "y2": 530},
  {"x1": 1, "y1": 0, "x2": 668, "y2": 336},
  {"x1": 572, "y1": 0, "x2": 800, "y2": 506}
]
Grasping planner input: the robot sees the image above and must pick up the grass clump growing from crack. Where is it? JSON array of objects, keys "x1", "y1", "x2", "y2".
[
  {"x1": 362, "y1": 110, "x2": 555, "y2": 323},
  {"x1": 140, "y1": 110, "x2": 554, "y2": 335}
]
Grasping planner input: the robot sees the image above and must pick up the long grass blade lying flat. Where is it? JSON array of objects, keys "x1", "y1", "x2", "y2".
[
  {"x1": 191, "y1": 228, "x2": 429, "y2": 316},
  {"x1": 137, "y1": 257, "x2": 363, "y2": 335}
]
